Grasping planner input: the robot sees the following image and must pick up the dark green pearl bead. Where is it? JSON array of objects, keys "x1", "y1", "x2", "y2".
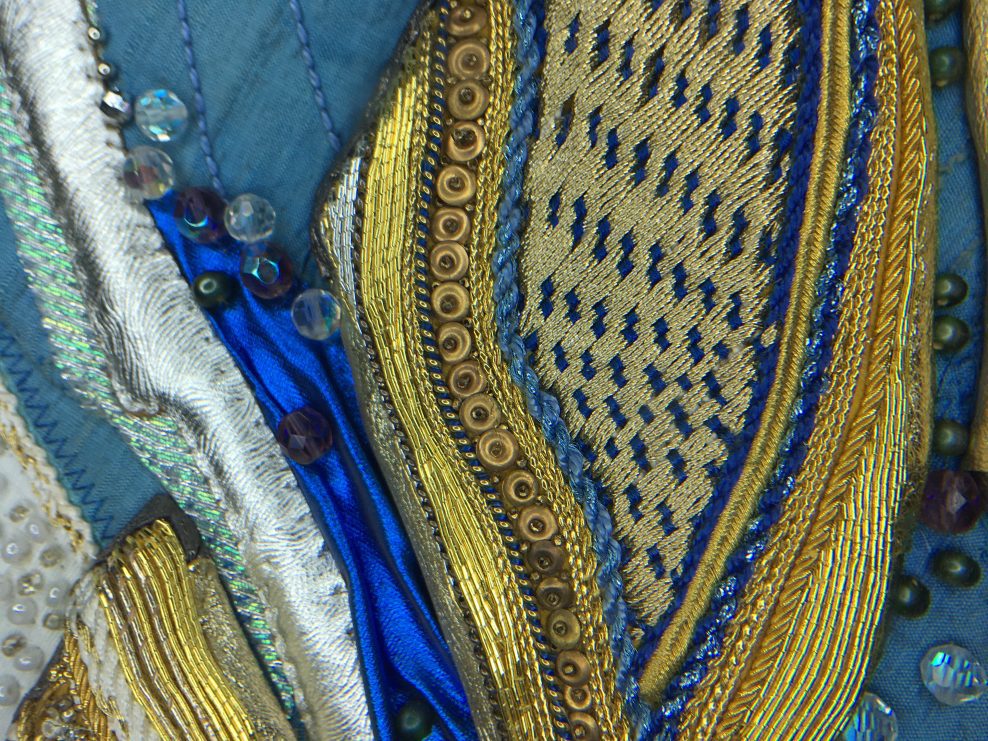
[
  {"x1": 932, "y1": 316, "x2": 970, "y2": 353},
  {"x1": 934, "y1": 273, "x2": 968, "y2": 308},
  {"x1": 396, "y1": 699, "x2": 434, "y2": 741},
  {"x1": 930, "y1": 47, "x2": 965, "y2": 87},
  {"x1": 933, "y1": 419, "x2": 970, "y2": 457},
  {"x1": 925, "y1": 0, "x2": 961, "y2": 22},
  {"x1": 192, "y1": 271, "x2": 234, "y2": 309},
  {"x1": 931, "y1": 549, "x2": 982, "y2": 588},
  {"x1": 890, "y1": 574, "x2": 930, "y2": 618}
]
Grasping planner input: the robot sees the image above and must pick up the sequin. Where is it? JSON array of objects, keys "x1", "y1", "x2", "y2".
[
  {"x1": 291, "y1": 289, "x2": 341, "y2": 341},
  {"x1": 920, "y1": 644, "x2": 987, "y2": 706},
  {"x1": 134, "y1": 89, "x2": 188, "y2": 142},
  {"x1": 224, "y1": 194, "x2": 276, "y2": 243},
  {"x1": 175, "y1": 187, "x2": 227, "y2": 244},
  {"x1": 121, "y1": 147, "x2": 174, "y2": 201}
]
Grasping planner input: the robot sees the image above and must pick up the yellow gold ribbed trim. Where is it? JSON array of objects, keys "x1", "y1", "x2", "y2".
[
  {"x1": 679, "y1": 0, "x2": 935, "y2": 736},
  {"x1": 96, "y1": 520, "x2": 259, "y2": 741},
  {"x1": 639, "y1": 0, "x2": 856, "y2": 701},
  {"x1": 345, "y1": 1, "x2": 627, "y2": 736},
  {"x1": 963, "y1": 0, "x2": 988, "y2": 471}
]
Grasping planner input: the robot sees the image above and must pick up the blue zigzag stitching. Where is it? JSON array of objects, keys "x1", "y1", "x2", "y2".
[
  {"x1": 493, "y1": 0, "x2": 651, "y2": 734},
  {"x1": 648, "y1": 0, "x2": 881, "y2": 734},
  {"x1": 0, "y1": 331, "x2": 115, "y2": 542},
  {"x1": 496, "y1": 0, "x2": 878, "y2": 737},
  {"x1": 629, "y1": 0, "x2": 823, "y2": 679}
]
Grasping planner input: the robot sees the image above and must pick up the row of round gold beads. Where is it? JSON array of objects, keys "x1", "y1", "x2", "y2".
[{"x1": 428, "y1": 3, "x2": 600, "y2": 738}]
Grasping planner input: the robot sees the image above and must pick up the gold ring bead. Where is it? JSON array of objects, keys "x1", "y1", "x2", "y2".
[
  {"x1": 459, "y1": 393, "x2": 502, "y2": 436},
  {"x1": 429, "y1": 241, "x2": 469, "y2": 281},
  {"x1": 546, "y1": 609, "x2": 582, "y2": 650},
  {"x1": 447, "y1": 39, "x2": 490, "y2": 80},
  {"x1": 535, "y1": 576, "x2": 573, "y2": 611},
  {"x1": 555, "y1": 650, "x2": 591, "y2": 687},
  {"x1": 501, "y1": 469, "x2": 539, "y2": 508},
  {"x1": 517, "y1": 505, "x2": 558, "y2": 542},
  {"x1": 476, "y1": 428, "x2": 520, "y2": 471},
  {"x1": 437, "y1": 322, "x2": 473, "y2": 363},
  {"x1": 568, "y1": 711, "x2": 601, "y2": 741},
  {"x1": 563, "y1": 685, "x2": 593, "y2": 713},
  {"x1": 448, "y1": 80, "x2": 490, "y2": 119},
  {"x1": 436, "y1": 164, "x2": 477, "y2": 206},
  {"x1": 527, "y1": 539, "x2": 564, "y2": 575},
  {"x1": 447, "y1": 360, "x2": 488, "y2": 399},
  {"x1": 431, "y1": 282, "x2": 471, "y2": 322},
  {"x1": 444, "y1": 121, "x2": 486, "y2": 162},
  {"x1": 448, "y1": 5, "x2": 488, "y2": 36},
  {"x1": 431, "y1": 207, "x2": 471, "y2": 243}
]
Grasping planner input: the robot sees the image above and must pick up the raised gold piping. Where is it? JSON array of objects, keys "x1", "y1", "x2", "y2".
[
  {"x1": 680, "y1": 0, "x2": 934, "y2": 736},
  {"x1": 639, "y1": 0, "x2": 856, "y2": 700}
]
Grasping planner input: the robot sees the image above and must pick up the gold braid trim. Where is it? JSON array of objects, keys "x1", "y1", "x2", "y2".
[{"x1": 680, "y1": 0, "x2": 934, "y2": 737}]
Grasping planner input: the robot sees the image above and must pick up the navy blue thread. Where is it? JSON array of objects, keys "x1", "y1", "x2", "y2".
[
  {"x1": 288, "y1": 0, "x2": 343, "y2": 151},
  {"x1": 176, "y1": 0, "x2": 224, "y2": 195}
]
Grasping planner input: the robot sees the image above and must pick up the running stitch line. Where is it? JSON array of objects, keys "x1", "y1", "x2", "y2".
[{"x1": 289, "y1": 0, "x2": 343, "y2": 151}]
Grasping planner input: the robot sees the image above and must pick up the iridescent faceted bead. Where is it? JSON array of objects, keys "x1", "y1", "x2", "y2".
[
  {"x1": 920, "y1": 644, "x2": 987, "y2": 705},
  {"x1": 192, "y1": 271, "x2": 235, "y2": 309},
  {"x1": 920, "y1": 470, "x2": 985, "y2": 533},
  {"x1": 889, "y1": 574, "x2": 929, "y2": 618},
  {"x1": 121, "y1": 146, "x2": 174, "y2": 200},
  {"x1": 291, "y1": 289, "x2": 341, "y2": 340},
  {"x1": 134, "y1": 89, "x2": 188, "y2": 142},
  {"x1": 224, "y1": 194, "x2": 276, "y2": 243},
  {"x1": 240, "y1": 244, "x2": 294, "y2": 299},
  {"x1": 276, "y1": 407, "x2": 332, "y2": 464},
  {"x1": 174, "y1": 187, "x2": 227, "y2": 244},
  {"x1": 842, "y1": 692, "x2": 898, "y2": 741}
]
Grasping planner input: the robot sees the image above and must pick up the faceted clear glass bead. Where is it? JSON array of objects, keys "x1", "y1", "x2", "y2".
[
  {"x1": 842, "y1": 692, "x2": 898, "y2": 741},
  {"x1": 134, "y1": 89, "x2": 188, "y2": 142},
  {"x1": 920, "y1": 644, "x2": 987, "y2": 705},
  {"x1": 224, "y1": 194, "x2": 276, "y2": 243},
  {"x1": 121, "y1": 146, "x2": 174, "y2": 201},
  {"x1": 291, "y1": 289, "x2": 341, "y2": 341}
]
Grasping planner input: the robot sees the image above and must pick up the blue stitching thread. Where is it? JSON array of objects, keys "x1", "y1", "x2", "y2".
[
  {"x1": 646, "y1": 0, "x2": 880, "y2": 734},
  {"x1": 288, "y1": 0, "x2": 343, "y2": 151},
  {"x1": 494, "y1": 0, "x2": 650, "y2": 734},
  {"x1": 0, "y1": 332, "x2": 115, "y2": 542},
  {"x1": 176, "y1": 0, "x2": 224, "y2": 195}
]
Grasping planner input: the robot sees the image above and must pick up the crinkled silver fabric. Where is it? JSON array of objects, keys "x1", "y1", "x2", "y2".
[{"x1": 0, "y1": 1, "x2": 371, "y2": 736}]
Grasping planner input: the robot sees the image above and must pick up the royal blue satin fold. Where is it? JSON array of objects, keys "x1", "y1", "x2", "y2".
[{"x1": 147, "y1": 194, "x2": 474, "y2": 741}]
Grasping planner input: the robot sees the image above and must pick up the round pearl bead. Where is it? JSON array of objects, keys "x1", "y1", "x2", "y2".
[
  {"x1": 7, "y1": 599, "x2": 37, "y2": 626},
  {"x1": 889, "y1": 574, "x2": 929, "y2": 618},
  {"x1": 932, "y1": 316, "x2": 970, "y2": 353},
  {"x1": 933, "y1": 420, "x2": 969, "y2": 457},
  {"x1": 931, "y1": 549, "x2": 981, "y2": 588},
  {"x1": 193, "y1": 271, "x2": 236, "y2": 309},
  {"x1": 0, "y1": 674, "x2": 21, "y2": 706},
  {"x1": 396, "y1": 699, "x2": 434, "y2": 741},
  {"x1": 0, "y1": 532, "x2": 30, "y2": 565},
  {"x1": 933, "y1": 273, "x2": 968, "y2": 308},
  {"x1": 925, "y1": 0, "x2": 961, "y2": 21},
  {"x1": 930, "y1": 47, "x2": 965, "y2": 87},
  {"x1": 13, "y1": 645, "x2": 44, "y2": 672}
]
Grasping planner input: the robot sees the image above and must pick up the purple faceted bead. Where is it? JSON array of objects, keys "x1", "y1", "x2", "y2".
[
  {"x1": 240, "y1": 243, "x2": 294, "y2": 299},
  {"x1": 920, "y1": 470, "x2": 986, "y2": 534},
  {"x1": 174, "y1": 187, "x2": 227, "y2": 243},
  {"x1": 277, "y1": 407, "x2": 332, "y2": 464}
]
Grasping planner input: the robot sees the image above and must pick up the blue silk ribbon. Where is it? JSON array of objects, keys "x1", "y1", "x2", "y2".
[{"x1": 147, "y1": 193, "x2": 475, "y2": 740}]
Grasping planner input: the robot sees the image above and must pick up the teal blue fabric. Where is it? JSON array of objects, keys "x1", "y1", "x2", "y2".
[
  {"x1": 868, "y1": 13, "x2": 988, "y2": 740},
  {"x1": 0, "y1": 202, "x2": 160, "y2": 544},
  {"x1": 98, "y1": 0, "x2": 420, "y2": 282}
]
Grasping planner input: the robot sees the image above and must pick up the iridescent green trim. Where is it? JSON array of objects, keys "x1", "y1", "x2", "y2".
[{"x1": 0, "y1": 76, "x2": 299, "y2": 719}]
